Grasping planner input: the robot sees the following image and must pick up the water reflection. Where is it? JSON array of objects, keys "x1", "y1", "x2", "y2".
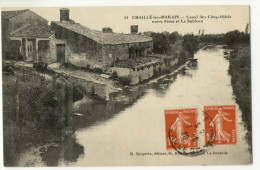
[
  {"x1": 179, "y1": 68, "x2": 194, "y2": 79},
  {"x1": 40, "y1": 134, "x2": 84, "y2": 166}
]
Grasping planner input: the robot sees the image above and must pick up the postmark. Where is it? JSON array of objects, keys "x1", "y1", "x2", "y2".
[
  {"x1": 204, "y1": 105, "x2": 236, "y2": 145},
  {"x1": 165, "y1": 109, "x2": 198, "y2": 150},
  {"x1": 165, "y1": 108, "x2": 216, "y2": 156}
]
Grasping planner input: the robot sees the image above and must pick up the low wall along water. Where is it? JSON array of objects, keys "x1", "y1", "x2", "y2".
[
  {"x1": 112, "y1": 58, "x2": 179, "y2": 85},
  {"x1": 13, "y1": 65, "x2": 110, "y2": 101}
]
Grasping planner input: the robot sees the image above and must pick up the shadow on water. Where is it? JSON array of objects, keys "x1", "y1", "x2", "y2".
[
  {"x1": 39, "y1": 85, "x2": 148, "y2": 166},
  {"x1": 39, "y1": 62, "x2": 198, "y2": 166},
  {"x1": 40, "y1": 134, "x2": 84, "y2": 166}
]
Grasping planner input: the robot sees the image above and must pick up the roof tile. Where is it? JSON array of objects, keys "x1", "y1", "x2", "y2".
[
  {"x1": 1, "y1": 9, "x2": 29, "y2": 20},
  {"x1": 52, "y1": 21, "x2": 152, "y2": 45},
  {"x1": 10, "y1": 25, "x2": 54, "y2": 38}
]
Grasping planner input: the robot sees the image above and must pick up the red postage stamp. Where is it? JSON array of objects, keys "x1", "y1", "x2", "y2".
[
  {"x1": 204, "y1": 105, "x2": 236, "y2": 145},
  {"x1": 165, "y1": 108, "x2": 198, "y2": 150}
]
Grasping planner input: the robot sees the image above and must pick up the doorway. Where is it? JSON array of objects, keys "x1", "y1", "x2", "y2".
[
  {"x1": 56, "y1": 44, "x2": 65, "y2": 63},
  {"x1": 27, "y1": 40, "x2": 34, "y2": 61}
]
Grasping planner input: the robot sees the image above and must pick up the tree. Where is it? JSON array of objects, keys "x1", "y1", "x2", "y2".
[
  {"x1": 183, "y1": 34, "x2": 200, "y2": 57},
  {"x1": 102, "y1": 27, "x2": 113, "y2": 33},
  {"x1": 224, "y1": 30, "x2": 250, "y2": 45},
  {"x1": 150, "y1": 32, "x2": 170, "y2": 54},
  {"x1": 162, "y1": 31, "x2": 170, "y2": 36},
  {"x1": 143, "y1": 31, "x2": 153, "y2": 37},
  {"x1": 169, "y1": 31, "x2": 179, "y2": 44},
  {"x1": 199, "y1": 34, "x2": 225, "y2": 43}
]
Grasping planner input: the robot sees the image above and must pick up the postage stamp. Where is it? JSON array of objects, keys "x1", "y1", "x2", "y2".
[
  {"x1": 204, "y1": 105, "x2": 236, "y2": 145},
  {"x1": 165, "y1": 108, "x2": 198, "y2": 150}
]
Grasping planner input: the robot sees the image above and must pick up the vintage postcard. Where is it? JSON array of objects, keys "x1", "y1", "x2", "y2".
[{"x1": 1, "y1": 6, "x2": 252, "y2": 166}]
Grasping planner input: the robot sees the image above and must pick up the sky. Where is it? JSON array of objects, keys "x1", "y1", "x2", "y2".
[{"x1": 2, "y1": 6, "x2": 250, "y2": 35}]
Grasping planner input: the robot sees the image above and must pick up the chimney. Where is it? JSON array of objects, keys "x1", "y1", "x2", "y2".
[
  {"x1": 131, "y1": 25, "x2": 138, "y2": 34},
  {"x1": 60, "y1": 8, "x2": 70, "y2": 21}
]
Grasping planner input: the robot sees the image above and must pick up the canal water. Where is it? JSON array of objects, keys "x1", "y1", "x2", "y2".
[{"x1": 18, "y1": 45, "x2": 252, "y2": 166}]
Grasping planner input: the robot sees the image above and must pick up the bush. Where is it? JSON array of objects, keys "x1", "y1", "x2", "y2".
[
  {"x1": 72, "y1": 86, "x2": 84, "y2": 102},
  {"x1": 92, "y1": 68, "x2": 103, "y2": 74},
  {"x1": 2, "y1": 73, "x2": 87, "y2": 166},
  {"x1": 3, "y1": 79, "x2": 67, "y2": 166},
  {"x1": 111, "y1": 71, "x2": 118, "y2": 79},
  {"x1": 119, "y1": 76, "x2": 131, "y2": 86},
  {"x1": 33, "y1": 62, "x2": 48, "y2": 73},
  {"x1": 228, "y1": 45, "x2": 251, "y2": 151},
  {"x1": 2, "y1": 64, "x2": 14, "y2": 75}
]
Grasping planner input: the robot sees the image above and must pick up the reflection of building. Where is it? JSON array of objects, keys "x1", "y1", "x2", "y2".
[
  {"x1": 6, "y1": 8, "x2": 153, "y2": 68},
  {"x1": 1, "y1": 9, "x2": 48, "y2": 59}
]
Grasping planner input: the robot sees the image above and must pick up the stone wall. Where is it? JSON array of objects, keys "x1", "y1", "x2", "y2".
[
  {"x1": 102, "y1": 41, "x2": 153, "y2": 67},
  {"x1": 51, "y1": 24, "x2": 104, "y2": 66},
  {"x1": 128, "y1": 41, "x2": 153, "y2": 58},
  {"x1": 68, "y1": 75, "x2": 109, "y2": 100},
  {"x1": 112, "y1": 57, "x2": 179, "y2": 85},
  {"x1": 2, "y1": 19, "x2": 10, "y2": 59},
  {"x1": 102, "y1": 44, "x2": 129, "y2": 66},
  {"x1": 38, "y1": 40, "x2": 51, "y2": 63},
  {"x1": 111, "y1": 67, "x2": 131, "y2": 77},
  {"x1": 9, "y1": 40, "x2": 22, "y2": 60},
  {"x1": 49, "y1": 34, "x2": 58, "y2": 63}
]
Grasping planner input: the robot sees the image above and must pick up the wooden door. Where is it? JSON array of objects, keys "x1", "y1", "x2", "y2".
[{"x1": 56, "y1": 44, "x2": 65, "y2": 63}]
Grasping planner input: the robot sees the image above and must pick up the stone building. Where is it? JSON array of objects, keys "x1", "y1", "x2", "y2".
[
  {"x1": 1, "y1": 9, "x2": 48, "y2": 59},
  {"x1": 9, "y1": 25, "x2": 56, "y2": 63},
  {"x1": 5, "y1": 8, "x2": 153, "y2": 69},
  {"x1": 51, "y1": 8, "x2": 153, "y2": 68}
]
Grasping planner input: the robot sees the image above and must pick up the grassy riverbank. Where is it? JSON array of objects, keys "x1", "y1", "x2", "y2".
[
  {"x1": 228, "y1": 43, "x2": 252, "y2": 151},
  {"x1": 2, "y1": 75, "x2": 75, "y2": 166}
]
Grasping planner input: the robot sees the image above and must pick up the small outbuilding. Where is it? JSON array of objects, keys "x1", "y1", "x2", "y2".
[
  {"x1": 10, "y1": 25, "x2": 56, "y2": 63},
  {"x1": 1, "y1": 9, "x2": 48, "y2": 59}
]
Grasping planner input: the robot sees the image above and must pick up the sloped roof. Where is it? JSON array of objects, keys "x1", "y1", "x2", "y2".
[
  {"x1": 10, "y1": 25, "x2": 54, "y2": 38},
  {"x1": 52, "y1": 21, "x2": 152, "y2": 45},
  {"x1": 1, "y1": 9, "x2": 29, "y2": 20}
]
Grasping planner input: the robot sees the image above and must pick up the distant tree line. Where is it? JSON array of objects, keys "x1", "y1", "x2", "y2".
[
  {"x1": 224, "y1": 30, "x2": 250, "y2": 45},
  {"x1": 141, "y1": 30, "x2": 250, "y2": 56},
  {"x1": 143, "y1": 31, "x2": 200, "y2": 56},
  {"x1": 200, "y1": 30, "x2": 250, "y2": 45},
  {"x1": 199, "y1": 34, "x2": 225, "y2": 44}
]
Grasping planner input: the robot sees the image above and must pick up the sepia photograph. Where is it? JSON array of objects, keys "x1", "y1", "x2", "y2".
[{"x1": 1, "y1": 5, "x2": 253, "y2": 167}]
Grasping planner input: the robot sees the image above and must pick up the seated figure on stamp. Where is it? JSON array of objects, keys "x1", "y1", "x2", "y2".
[
  {"x1": 170, "y1": 111, "x2": 193, "y2": 146},
  {"x1": 210, "y1": 108, "x2": 232, "y2": 143}
]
